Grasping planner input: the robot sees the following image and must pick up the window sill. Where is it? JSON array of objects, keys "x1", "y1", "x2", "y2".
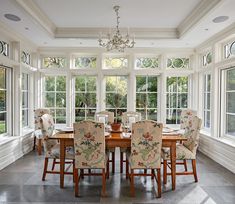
[
  {"x1": 22, "y1": 128, "x2": 34, "y2": 136},
  {"x1": 200, "y1": 132, "x2": 235, "y2": 148}
]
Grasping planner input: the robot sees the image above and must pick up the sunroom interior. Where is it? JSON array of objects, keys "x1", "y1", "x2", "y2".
[{"x1": 0, "y1": 0, "x2": 235, "y2": 203}]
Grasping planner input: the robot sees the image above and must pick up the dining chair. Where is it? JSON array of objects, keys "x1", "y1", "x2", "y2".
[
  {"x1": 120, "y1": 111, "x2": 141, "y2": 174},
  {"x1": 33, "y1": 108, "x2": 50, "y2": 155},
  {"x1": 126, "y1": 120, "x2": 163, "y2": 198},
  {"x1": 73, "y1": 120, "x2": 108, "y2": 197},
  {"x1": 162, "y1": 115, "x2": 202, "y2": 184},
  {"x1": 95, "y1": 111, "x2": 115, "y2": 174},
  {"x1": 41, "y1": 114, "x2": 74, "y2": 181}
]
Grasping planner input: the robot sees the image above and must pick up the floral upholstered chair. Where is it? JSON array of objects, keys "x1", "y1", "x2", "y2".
[
  {"x1": 120, "y1": 111, "x2": 141, "y2": 174},
  {"x1": 34, "y1": 108, "x2": 50, "y2": 155},
  {"x1": 126, "y1": 120, "x2": 163, "y2": 198},
  {"x1": 73, "y1": 120, "x2": 108, "y2": 197},
  {"x1": 162, "y1": 115, "x2": 202, "y2": 184},
  {"x1": 41, "y1": 114, "x2": 74, "y2": 181},
  {"x1": 95, "y1": 111, "x2": 115, "y2": 174},
  {"x1": 180, "y1": 109, "x2": 197, "y2": 130}
]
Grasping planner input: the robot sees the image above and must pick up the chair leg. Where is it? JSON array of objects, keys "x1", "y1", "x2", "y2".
[
  {"x1": 73, "y1": 160, "x2": 75, "y2": 183},
  {"x1": 106, "y1": 160, "x2": 109, "y2": 179},
  {"x1": 101, "y1": 168, "x2": 106, "y2": 197},
  {"x1": 126, "y1": 158, "x2": 129, "y2": 179},
  {"x1": 74, "y1": 168, "x2": 79, "y2": 197},
  {"x1": 120, "y1": 152, "x2": 123, "y2": 173},
  {"x1": 157, "y1": 168, "x2": 161, "y2": 198},
  {"x1": 42, "y1": 157, "x2": 48, "y2": 181},
  {"x1": 130, "y1": 169, "x2": 135, "y2": 197},
  {"x1": 33, "y1": 136, "x2": 36, "y2": 150},
  {"x1": 192, "y1": 159, "x2": 198, "y2": 182},
  {"x1": 163, "y1": 160, "x2": 167, "y2": 184},
  {"x1": 88, "y1": 169, "x2": 91, "y2": 174},
  {"x1": 80, "y1": 169, "x2": 84, "y2": 179},
  {"x1": 151, "y1": 169, "x2": 154, "y2": 180},
  {"x1": 112, "y1": 152, "x2": 115, "y2": 173},
  {"x1": 38, "y1": 139, "x2": 42, "y2": 155},
  {"x1": 183, "y1": 159, "x2": 188, "y2": 171},
  {"x1": 144, "y1": 169, "x2": 147, "y2": 174},
  {"x1": 51, "y1": 158, "x2": 56, "y2": 170}
]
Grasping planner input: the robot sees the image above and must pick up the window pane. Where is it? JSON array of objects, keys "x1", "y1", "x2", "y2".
[
  {"x1": 0, "y1": 112, "x2": 6, "y2": 134},
  {"x1": 22, "y1": 110, "x2": 28, "y2": 127},
  {"x1": 147, "y1": 109, "x2": 157, "y2": 120},
  {"x1": 148, "y1": 93, "x2": 157, "y2": 108},
  {"x1": 227, "y1": 69, "x2": 235, "y2": 90},
  {"x1": 136, "y1": 76, "x2": 147, "y2": 92},
  {"x1": 75, "y1": 57, "x2": 96, "y2": 69},
  {"x1": 148, "y1": 77, "x2": 157, "y2": 92},
  {"x1": 45, "y1": 77, "x2": 55, "y2": 91},
  {"x1": 136, "y1": 57, "x2": 159, "y2": 69},
  {"x1": 43, "y1": 57, "x2": 66, "y2": 68},
  {"x1": 136, "y1": 93, "x2": 147, "y2": 108},
  {"x1": 56, "y1": 109, "x2": 66, "y2": 124},
  {"x1": 22, "y1": 92, "x2": 28, "y2": 109},
  {"x1": 75, "y1": 77, "x2": 85, "y2": 92},
  {"x1": 104, "y1": 57, "x2": 128, "y2": 69},
  {"x1": 45, "y1": 93, "x2": 55, "y2": 107},
  {"x1": 178, "y1": 93, "x2": 188, "y2": 108},
  {"x1": 226, "y1": 114, "x2": 235, "y2": 136},
  {"x1": 0, "y1": 68, "x2": 6, "y2": 89},
  {"x1": 75, "y1": 109, "x2": 85, "y2": 122},
  {"x1": 56, "y1": 76, "x2": 66, "y2": 91},
  {"x1": 0, "y1": 91, "x2": 6, "y2": 111},
  {"x1": 56, "y1": 93, "x2": 66, "y2": 107},
  {"x1": 227, "y1": 92, "x2": 235, "y2": 113}
]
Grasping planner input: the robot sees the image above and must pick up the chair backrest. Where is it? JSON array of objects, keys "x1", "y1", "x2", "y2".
[
  {"x1": 180, "y1": 109, "x2": 197, "y2": 130},
  {"x1": 183, "y1": 116, "x2": 202, "y2": 155},
  {"x1": 95, "y1": 111, "x2": 114, "y2": 124},
  {"x1": 34, "y1": 108, "x2": 50, "y2": 130},
  {"x1": 40, "y1": 113, "x2": 57, "y2": 153},
  {"x1": 74, "y1": 120, "x2": 105, "y2": 169},
  {"x1": 130, "y1": 120, "x2": 163, "y2": 169},
  {"x1": 122, "y1": 111, "x2": 141, "y2": 125}
]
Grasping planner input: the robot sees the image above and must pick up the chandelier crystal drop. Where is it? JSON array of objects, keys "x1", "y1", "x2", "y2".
[{"x1": 98, "y1": 5, "x2": 135, "y2": 52}]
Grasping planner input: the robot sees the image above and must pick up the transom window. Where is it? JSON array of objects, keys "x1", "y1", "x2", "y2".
[
  {"x1": 21, "y1": 51, "x2": 31, "y2": 65},
  {"x1": 167, "y1": 58, "x2": 189, "y2": 69},
  {"x1": 74, "y1": 57, "x2": 97, "y2": 69},
  {"x1": 0, "y1": 67, "x2": 7, "y2": 134},
  {"x1": 44, "y1": 76, "x2": 66, "y2": 124},
  {"x1": 75, "y1": 76, "x2": 97, "y2": 121},
  {"x1": 105, "y1": 76, "x2": 127, "y2": 121},
  {"x1": 135, "y1": 57, "x2": 159, "y2": 69},
  {"x1": 224, "y1": 40, "x2": 235, "y2": 59},
  {"x1": 203, "y1": 52, "x2": 212, "y2": 66},
  {"x1": 0, "y1": 41, "x2": 9, "y2": 57},
  {"x1": 203, "y1": 74, "x2": 211, "y2": 129},
  {"x1": 104, "y1": 57, "x2": 128, "y2": 69},
  {"x1": 42, "y1": 57, "x2": 66, "y2": 68},
  {"x1": 136, "y1": 76, "x2": 158, "y2": 120},
  {"x1": 166, "y1": 76, "x2": 188, "y2": 124},
  {"x1": 22, "y1": 73, "x2": 29, "y2": 127}
]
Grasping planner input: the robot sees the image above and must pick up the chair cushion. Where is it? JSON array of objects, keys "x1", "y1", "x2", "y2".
[
  {"x1": 46, "y1": 143, "x2": 74, "y2": 159},
  {"x1": 161, "y1": 144, "x2": 195, "y2": 160}
]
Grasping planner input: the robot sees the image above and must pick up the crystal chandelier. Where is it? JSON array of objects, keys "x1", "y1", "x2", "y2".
[{"x1": 98, "y1": 5, "x2": 135, "y2": 52}]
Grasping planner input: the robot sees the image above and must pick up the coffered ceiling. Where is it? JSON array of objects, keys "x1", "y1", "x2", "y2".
[{"x1": 0, "y1": 0, "x2": 235, "y2": 49}]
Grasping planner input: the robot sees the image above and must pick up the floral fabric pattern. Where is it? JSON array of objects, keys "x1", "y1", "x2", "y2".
[
  {"x1": 180, "y1": 109, "x2": 197, "y2": 130},
  {"x1": 129, "y1": 120, "x2": 163, "y2": 169},
  {"x1": 74, "y1": 121, "x2": 106, "y2": 169},
  {"x1": 34, "y1": 108, "x2": 50, "y2": 131}
]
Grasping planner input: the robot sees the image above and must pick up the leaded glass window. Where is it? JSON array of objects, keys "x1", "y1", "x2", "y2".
[
  {"x1": 224, "y1": 41, "x2": 235, "y2": 59},
  {"x1": 167, "y1": 58, "x2": 189, "y2": 69},
  {"x1": 104, "y1": 57, "x2": 128, "y2": 69},
  {"x1": 136, "y1": 57, "x2": 159, "y2": 69},
  {"x1": 136, "y1": 76, "x2": 158, "y2": 120},
  {"x1": 44, "y1": 76, "x2": 66, "y2": 124},
  {"x1": 203, "y1": 52, "x2": 212, "y2": 66},
  {"x1": 203, "y1": 74, "x2": 211, "y2": 129},
  {"x1": 166, "y1": 76, "x2": 188, "y2": 124},
  {"x1": 22, "y1": 73, "x2": 29, "y2": 127},
  {"x1": 0, "y1": 67, "x2": 7, "y2": 134},
  {"x1": 75, "y1": 57, "x2": 97, "y2": 69},
  {"x1": 75, "y1": 76, "x2": 96, "y2": 121},
  {"x1": 42, "y1": 57, "x2": 66, "y2": 68},
  {"x1": 21, "y1": 51, "x2": 31, "y2": 65},
  {"x1": 105, "y1": 76, "x2": 127, "y2": 121}
]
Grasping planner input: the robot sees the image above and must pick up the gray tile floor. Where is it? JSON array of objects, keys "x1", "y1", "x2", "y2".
[{"x1": 0, "y1": 150, "x2": 235, "y2": 204}]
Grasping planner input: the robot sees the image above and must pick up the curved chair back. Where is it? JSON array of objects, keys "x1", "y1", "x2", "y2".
[
  {"x1": 183, "y1": 116, "x2": 202, "y2": 155},
  {"x1": 130, "y1": 120, "x2": 163, "y2": 169},
  {"x1": 180, "y1": 109, "x2": 197, "y2": 130},
  {"x1": 122, "y1": 111, "x2": 141, "y2": 125},
  {"x1": 95, "y1": 111, "x2": 114, "y2": 124},
  {"x1": 74, "y1": 120, "x2": 105, "y2": 169},
  {"x1": 34, "y1": 108, "x2": 50, "y2": 130}
]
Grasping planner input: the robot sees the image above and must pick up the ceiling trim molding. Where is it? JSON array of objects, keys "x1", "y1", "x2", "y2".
[
  {"x1": 177, "y1": 0, "x2": 223, "y2": 38},
  {"x1": 55, "y1": 27, "x2": 178, "y2": 39},
  {"x1": 15, "y1": 0, "x2": 56, "y2": 36}
]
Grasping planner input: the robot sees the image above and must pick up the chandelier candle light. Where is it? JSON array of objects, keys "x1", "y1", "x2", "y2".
[{"x1": 98, "y1": 5, "x2": 135, "y2": 52}]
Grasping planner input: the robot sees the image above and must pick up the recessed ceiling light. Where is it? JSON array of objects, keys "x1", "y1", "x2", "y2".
[
  {"x1": 79, "y1": 42, "x2": 83, "y2": 45},
  {"x1": 4, "y1": 14, "x2": 21, "y2": 22},
  {"x1": 205, "y1": 28, "x2": 209, "y2": 31},
  {"x1": 212, "y1": 16, "x2": 229, "y2": 23},
  {"x1": 25, "y1": 27, "x2": 29, "y2": 30}
]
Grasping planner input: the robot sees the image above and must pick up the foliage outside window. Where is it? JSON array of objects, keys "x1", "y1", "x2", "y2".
[
  {"x1": 22, "y1": 73, "x2": 29, "y2": 127},
  {"x1": 104, "y1": 57, "x2": 128, "y2": 69},
  {"x1": 0, "y1": 41, "x2": 9, "y2": 57},
  {"x1": 167, "y1": 58, "x2": 189, "y2": 69},
  {"x1": 75, "y1": 76, "x2": 96, "y2": 121},
  {"x1": 224, "y1": 68, "x2": 235, "y2": 137},
  {"x1": 224, "y1": 41, "x2": 235, "y2": 59},
  {"x1": 105, "y1": 76, "x2": 127, "y2": 121},
  {"x1": 44, "y1": 76, "x2": 66, "y2": 124},
  {"x1": 136, "y1": 57, "x2": 159, "y2": 69},
  {"x1": 203, "y1": 52, "x2": 212, "y2": 66},
  {"x1": 0, "y1": 67, "x2": 7, "y2": 134},
  {"x1": 75, "y1": 57, "x2": 97, "y2": 69},
  {"x1": 21, "y1": 51, "x2": 31, "y2": 65},
  {"x1": 136, "y1": 76, "x2": 158, "y2": 120},
  {"x1": 166, "y1": 76, "x2": 188, "y2": 124},
  {"x1": 42, "y1": 57, "x2": 66, "y2": 68},
  {"x1": 203, "y1": 74, "x2": 211, "y2": 129}
]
